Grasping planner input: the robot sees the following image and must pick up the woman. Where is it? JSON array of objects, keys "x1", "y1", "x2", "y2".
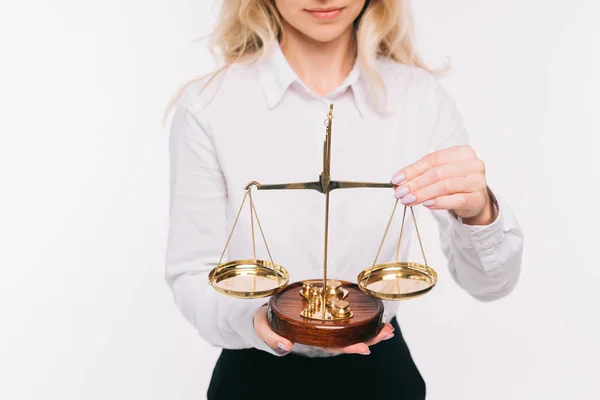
[{"x1": 165, "y1": 1, "x2": 524, "y2": 399}]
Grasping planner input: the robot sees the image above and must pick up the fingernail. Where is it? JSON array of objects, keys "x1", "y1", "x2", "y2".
[
  {"x1": 391, "y1": 172, "x2": 406, "y2": 185},
  {"x1": 360, "y1": 351, "x2": 371, "y2": 355},
  {"x1": 423, "y1": 199, "x2": 435, "y2": 207},
  {"x1": 383, "y1": 334, "x2": 394, "y2": 341},
  {"x1": 391, "y1": 326, "x2": 395, "y2": 332},
  {"x1": 401, "y1": 194, "x2": 416, "y2": 205},
  {"x1": 394, "y1": 186, "x2": 409, "y2": 199},
  {"x1": 277, "y1": 342, "x2": 289, "y2": 351}
]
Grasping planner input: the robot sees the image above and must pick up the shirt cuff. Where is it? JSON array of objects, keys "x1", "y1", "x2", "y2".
[{"x1": 447, "y1": 187, "x2": 505, "y2": 267}]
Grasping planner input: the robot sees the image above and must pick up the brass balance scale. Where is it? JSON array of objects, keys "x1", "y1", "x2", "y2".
[{"x1": 208, "y1": 105, "x2": 437, "y2": 348}]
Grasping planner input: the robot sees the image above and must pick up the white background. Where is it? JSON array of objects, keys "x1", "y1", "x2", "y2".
[{"x1": 1, "y1": 0, "x2": 598, "y2": 399}]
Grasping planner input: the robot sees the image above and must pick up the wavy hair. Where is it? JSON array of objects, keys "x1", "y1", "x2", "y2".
[{"x1": 167, "y1": 0, "x2": 434, "y2": 117}]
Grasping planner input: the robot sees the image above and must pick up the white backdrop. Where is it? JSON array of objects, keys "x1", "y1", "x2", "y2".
[{"x1": 1, "y1": 0, "x2": 598, "y2": 399}]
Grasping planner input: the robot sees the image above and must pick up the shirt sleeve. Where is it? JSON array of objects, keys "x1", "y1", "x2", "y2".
[
  {"x1": 422, "y1": 76, "x2": 524, "y2": 301},
  {"x1": 164, "y1": 97, "x2": 281, "y2": 355}
]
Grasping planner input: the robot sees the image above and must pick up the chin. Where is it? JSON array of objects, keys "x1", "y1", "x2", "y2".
[{"x1": 301, "y1": 25, "x2": 351, "y2": 43}]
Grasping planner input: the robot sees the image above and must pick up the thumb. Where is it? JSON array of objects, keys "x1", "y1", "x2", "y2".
[{"x1": 254, "y1": 306, "x2": 293, "y2": 352}]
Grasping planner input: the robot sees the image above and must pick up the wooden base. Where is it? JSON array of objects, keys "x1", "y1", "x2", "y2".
[{"x1": 268, "y1": 280, "x2": 384, "y2": 348}]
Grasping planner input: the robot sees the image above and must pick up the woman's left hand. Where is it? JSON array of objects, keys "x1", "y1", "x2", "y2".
[{"x1": 390, "y1": 145, "x2": 495, "y2": 225}]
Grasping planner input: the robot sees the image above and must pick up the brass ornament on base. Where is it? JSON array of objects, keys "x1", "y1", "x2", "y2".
[
  {"x1": 268, "y1": 280, "x2": 384, "y2": 348},
  {"x1": 207, "y1": 104, "x2": 437, "y2": 348}
]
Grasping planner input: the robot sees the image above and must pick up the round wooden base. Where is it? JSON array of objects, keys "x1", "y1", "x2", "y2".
[{"x1": 267, "y1": 280, "x2": 384, "y2": 348}]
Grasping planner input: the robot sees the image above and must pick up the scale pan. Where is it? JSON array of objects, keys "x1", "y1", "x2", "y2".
[
  {"x1": 357, "y1": 262, "x2": 438, "y2": 301},
  {"x1": 208, "y1": 259, "x2": 289, "y2": 299}
]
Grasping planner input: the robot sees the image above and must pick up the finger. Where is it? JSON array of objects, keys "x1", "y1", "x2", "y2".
[
  {"x1": 322, "y1": 323, "x2": 395, "y2": 355},
  {"x1": 420, "y1": 192, "x2": 484, "y2": 211},
  {"x1": 400, "y1": 175, "x2": 486, "y2": 206},
  {"x1": 393, "y1": 160, "x2": 483, "y2": 199},
  {"x1": 364, "y1": 323, "x2": 395, "y2": 346},
  {"x1": 391, "y1": 146, "x2": 477, "y2": 185},
  {"x1": 254, "y1": 306, "x2": 293, "y2": 352},
  {"x1": 325, "y1": 343, "x2": 371, "y2": 355}
]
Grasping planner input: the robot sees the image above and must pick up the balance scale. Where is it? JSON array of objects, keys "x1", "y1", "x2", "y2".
[{"x1": 208, "y1": 104, "x2": 437, "y2": 348}]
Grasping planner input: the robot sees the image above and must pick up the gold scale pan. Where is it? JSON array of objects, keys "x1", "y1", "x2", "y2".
[{"x1": 208, "y1": 104, "x2": 437, "y2": 347}]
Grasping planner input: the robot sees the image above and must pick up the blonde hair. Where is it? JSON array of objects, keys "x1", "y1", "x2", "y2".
[{"x1": 167, "y1": 0, "x2": 434, "y2": 118}]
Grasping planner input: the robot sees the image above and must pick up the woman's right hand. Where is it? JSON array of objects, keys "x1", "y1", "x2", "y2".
[{"x1": 253, "y1": 305, "x2": 394, "y2": 355}]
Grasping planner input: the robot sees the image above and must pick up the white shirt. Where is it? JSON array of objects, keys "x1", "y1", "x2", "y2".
[{"x1": 165, "y1": 43, "x2": 524, "y2": 357}]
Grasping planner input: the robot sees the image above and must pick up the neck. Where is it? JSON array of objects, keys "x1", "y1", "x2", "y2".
[{"x1": 279, "y1": 22, "x2": 356, "y2": 97}]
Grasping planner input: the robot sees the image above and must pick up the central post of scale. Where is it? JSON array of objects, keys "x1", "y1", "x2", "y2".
[{"x1": 320, "y1": 105, "x2": 334, "y2": 320}]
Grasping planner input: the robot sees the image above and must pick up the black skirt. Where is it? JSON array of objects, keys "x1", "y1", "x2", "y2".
[{"x1": 207, "y1": 318, "x2": 426, "y2": 400}]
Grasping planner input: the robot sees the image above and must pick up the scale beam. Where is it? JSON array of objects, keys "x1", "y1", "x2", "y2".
[
  {"x1": 246, "y1": 180, "x2": 393, "y2": 194},
  {"x1": 245, "y1": 181, "x2": 322, "y2": 192},
  {"x1": 330, "y1": 181, "x2": 393, "y2": 190}
]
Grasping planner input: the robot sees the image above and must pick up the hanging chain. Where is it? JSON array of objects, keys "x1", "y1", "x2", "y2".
[
  {"x1": 217, "y1": 190, "x2": 249, "y2": 266},
  {"x1": 364, "y1": 202, "x2": 429, "y2": 286},
  {"x1": 365, "y1": 199, "x2": 399, "y2": 285},
  {"x1": 248, "y1": 193, "x2": 278, "y2": 274},
  {"x1": 249, "y1": 190, "x2": 257, "y2": 259},
  {"x1": 217, "y1": 187, "x2": 280, "y2": 280},
  {"x1": 248, "y1": 190, "x2": 257, "y2": 292},
  {"x1": 395, "y1": 206, "x2": 408, "y2": 262},
  {"x1": 410, "y1": 207, "x2": 428, "y2": 267},
  {"x1": 371, "y1": 200, "x2": 399, "y2": 267}
]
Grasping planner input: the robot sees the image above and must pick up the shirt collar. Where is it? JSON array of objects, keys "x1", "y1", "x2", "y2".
[{"x1": 256, "y1": 42, "x2": 369, "y2": 118}]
